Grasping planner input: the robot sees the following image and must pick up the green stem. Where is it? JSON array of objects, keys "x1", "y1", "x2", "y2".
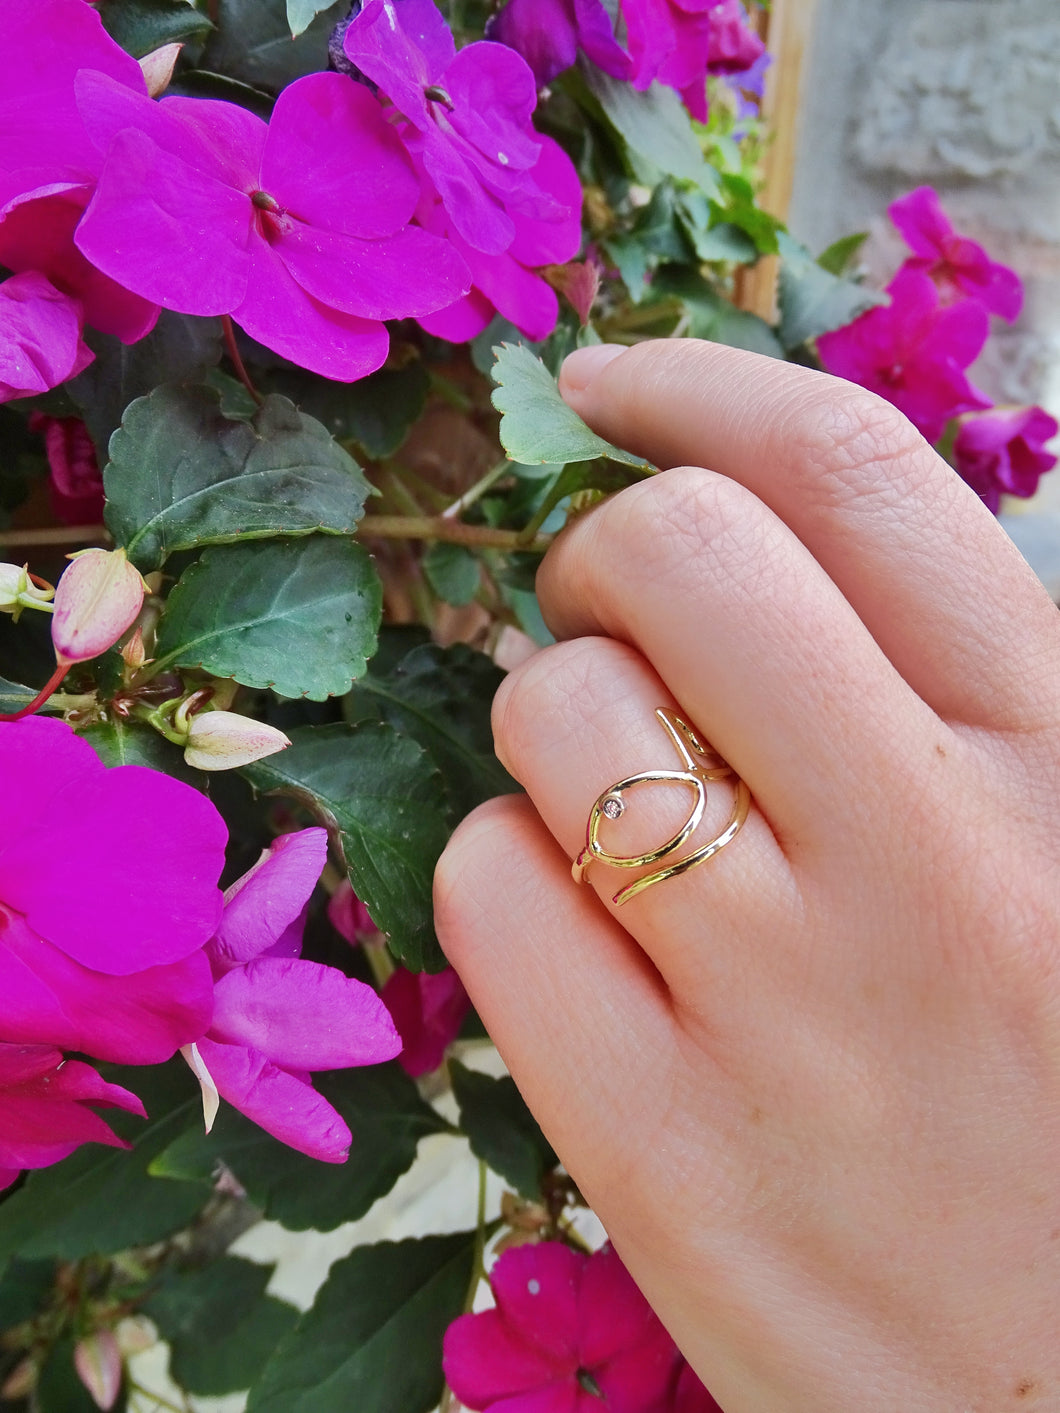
[
  {"x1": 358, "y1": 515, "x2": 552, "y2": 553},
  {"x1": 127, "y1": 1379, "x2": 191, "y2": 1413},
  {"x1": 442, "y1": 460, "x2": 511, "y2": 519}
]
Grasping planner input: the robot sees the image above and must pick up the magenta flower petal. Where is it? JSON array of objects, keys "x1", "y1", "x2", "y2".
[
  {"x1": 0, "y1": 912, "x2": 214, "y2": 1064},
  {"x1": 672, "y1": 1361, "x2": 724, "y2": 1413},
  {"x1": 954, "y1": 405, "x2": 1059, "y2": 512},
  {"x1": 210, "y1": 957, "x2": 401, "y2": 1068},
  {"x1": 888, "y1": 186, "x2": 1023, "y2": 322},
  {"x1": 577, "y1": 1244, "x2": 660, "y2": 1362},
  {"x1": 233, "y1": 247, "x2": 391, "y2": 381},
  {"x1": 507, "y1": 138, "x2": 583, "y2": 268},
  {"x1": 0, "y1": 716, "x2": 101, "y2": 841},
  {"x1": 444, "y1": 1309, "x2": 573, "y2": 1405},
  {"x1": 212, "y1": 828, "x2": 328, "y2": 973},
  {"x1": 0, "y1": 190, "x2": 159, "y2": 343},
  {"x1": 418, "y1": 288, "x2": 496, "y2": 343},
  {"x1": 705, "y1": 0, "x2": 767, "y2": 76},
  {"x1": 261, "y1": 74, "x2": 419, "y2": 240},
  {"x1": 278, "y1": 220, "x2": 470, "y2": 321},
  {"x1": 381, "y1": 965, "x2": 469, "y2": 1076},
  {"x1": 492, "y1": 1245, "x2": 583, "y2": 1358},
  {"x1": 487, "y1": 0, "x2": 630, "y2": 86},
  {"x1": 195, "y1": 1037, "x2": 353, "y2": 1162},
  {"x1": 623, "y1": 0, "x2": 714, "y2": 120},
  {"x1": 345, "y1": 0, "x2": 452, "y2": 125},
  {"x1": 76, "y1": 126, "x2": 253, "y2": 316},
  {"x1": 0, "y1": 271, "x2": 92, "y2": 401},
  {"x1": 0, "y1": 719, "x2": 227, "y2": 975}
]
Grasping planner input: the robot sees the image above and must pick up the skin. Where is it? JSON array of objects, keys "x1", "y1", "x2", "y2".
[{"x1": 433, "y1": 339, "x2": 1060, "y2": 1411}]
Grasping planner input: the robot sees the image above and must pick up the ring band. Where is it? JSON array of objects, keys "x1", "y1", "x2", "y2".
[{"x1": 572, "y1": 708, "x2": 750, "y2": 905}]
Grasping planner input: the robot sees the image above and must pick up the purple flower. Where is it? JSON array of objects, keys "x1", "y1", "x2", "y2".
[
  {"x1": 72, "y1": 71, "x2": 469, "y2": 381},
  {"x1": 704, "y1": 0, "x2": 766, "y2": 76},
  {"x1": 486, "y1": 0, "x2": 631, "y2": 87},
  {"x1": 0, "y1": 272, "x2": 93, "y2": 403},
  {"x1": 344, "y1": 0, "x2": 565, "y2": 256},
  {"x1": 953, "y1": 405, "x2": 1059, "y2": 514},
  {"x1": 0, "y1": 1042, "x2": 146, "y2": 1192},
  {"x1": 0, "y1": 716, "x2": 223, "y2": 1063},
  {"x1": 888, "y1": 187, "x2": 1023, "y2": 323},
  {"x1": 816, "y1": 266, "x2": 991, "y2": 443},
  {"x1": 381, "y1": 964, "x2": 470, "y2": 1077},
  {"x1": 417, "y1": 135, "x2": 584, "y2": 343},
  {"x1": 444, "y1": 1243, "x2": 689, "y2": 1412},
  {"x1": 188, "y1": 828, "x2": 402, "y2": 1162}
]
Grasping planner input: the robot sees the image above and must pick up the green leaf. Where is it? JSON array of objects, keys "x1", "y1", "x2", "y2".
[
  {"x1": 585, "y1": 67, "x2": 719, "y2": 192},
  {"x1": 202, "y1": 0, "x2": 346, "y2": 91},
  {"x1": 151, "y1": 1064, "x2": 449, "y2": 1231},
  {"x1": 166, "y1": 68, "x2": 276, "y2": 118},
  {"x1": 523, "y1": 459, "x2": 652, "y2": 541},
  {"x1": 286, "y1": 0, "x2": 335, "y2": 36},
  {"x1": 0, "y1": 1258, "x2": 56, "y2": 1328},
  {"x1": 67, "y1": 312, "x2": 223, "y2": 462},
  {"x1": 0, "y1": 1065, "x2": 206, "y2": 1264},
  {"x1": 714, "y1": 173, "x2": 783, "y2": 257},
  {"x1": 450, "y1": 1061, "x2": 557, "y2": 1199},
  {"x1": 246, "y1": 1233, "x2": 477, "y2": 1413},
  {"x1": 243, "y1": 724, "x2": 450, "y2": 970},
  {"x1": 422, "y1": 541, "x2": 480, "y2": 607},
  {"x1": 776, "y1": 232, "x2": 887, "y2": 351},
  {"x1": 816, "y1": 231, "x2": 870, "y2": 278},
  {"x1": 345, "y1": 639, "x2": 515, "y2": 821},
  {"x1": 105, "y1": 385, "x2": 372, "y2": 571},
  {"x1": 81, "y1": 719, "x2": 205, "y2": 790},
  {"x1": 145, "y1": 1258, "x2": 298, "y2": 1396},
  {"x1": 651, "y1": 268, "x2": 784, "y2": 358},
  {"x1": 491, "y1": 343, "x2": 653, "y2": 470},
  {"x1": 270, "y1": 362, "x2": 431, "y2": 459},
  {"x1": 100, "y1": 0, "x2": 213, "y2": 56},
  {"x1": 153, "y1": 538, "x2": 382, "y2": 699}
]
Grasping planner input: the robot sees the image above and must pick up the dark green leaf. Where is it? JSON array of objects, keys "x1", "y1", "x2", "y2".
[
  {"x1": 36, "y1": 1336, "x2": 124, "y2": 1413},
  {"x1": 585, "y1": 67, "x2": 719, "y2": 192},
  {"x1": 145, "y1": 1258, "x2": 298, "y2": 1396},
  {"x1": 286, "y1": 0, "x2": 336, "y2": 36},
  {"x1": 269, "y1": 362, "x2": 431, "y2": 459},
  {"x1": 100, "y1": 0, "x2": 214, "y2": 56},
  {"x1": 165, "y1": 68, "x2": 276, "y2": 118},
  {"x1": 422, "y1": 542, "x2": 480, "y2": 607},
  {"x1": 651, "y1": 268, "x2": 784, "y2": 357},
  {"x1": 202, "y1": 0, "x2": 346, "y2": 91},
  {"x1": 816, "y1": 231, "x2": 870, "y2": 277},
  {"x1": 243, "y1": 724, "x2": 449, "y2": 969},
  {"x1": 105, "y1": 385, "x2": 371, "y2": 571},
  {"x1": 153, "y1": 538, "x2": 382, "y2": 699},
  {"x1": 450, "y1": 1061, "x2": 557, "y2": 1199},
  {"x1": 713, "y1": 173, "x2": 783, "y2": 257},
  {"x1": 246, "y1": 1233, "x2": 477, "y2": 1413},
  {"x1": 345, "y1": 640, "x2": 514, "y2": 821},
  {"x1": 776, "y1": 232, "x2": 886, "y2": 351},
  {"x1": 0, "y1": 1065, "x2": 206, "y2": 1264},
  {"x1": 151, "y1": 1064, "x2": 449, "y2": 1231},
  {"x1": 81, "y1": 719, "x2": 205, "y2": 790},
  {"x1": 687, "y1": 221, "x2": 758, "y2": 264},
  {"x1": 67, "y1": 312, "x2": 223, "y2": 461},
  {"x1": 0, "y1": 1259, "x2": 55, "y2": 1328},
  {"x1": 491, "y1": 344, "x2": 653, "y2": 470}
]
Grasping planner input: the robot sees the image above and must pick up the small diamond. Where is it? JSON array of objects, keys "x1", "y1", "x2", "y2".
[{"x1": 602, "y1": 796, "x2": 624, "y2": 820}]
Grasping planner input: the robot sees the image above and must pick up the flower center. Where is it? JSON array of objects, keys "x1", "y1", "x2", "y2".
[
  {"x1": 423, "y1": 84, "x2": 454, "y2": 110},
  {"x1": 250, "y1": 189, "x2": 282, "y2": 213},
  {"x1": 576, "y1": 1368, "x2": 604, "y2": 1399}
]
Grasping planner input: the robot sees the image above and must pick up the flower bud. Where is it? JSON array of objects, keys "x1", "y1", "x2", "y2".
[
  {"x1": 183, "y1": 711, "x2": 291, "y2": 771},
  {"x1": 50, "y1": 549, "x2": 146, "y2": 664},
  {"x1": 139, "y1": 42, "x2": 183, "y2": 97},
  {"x1": 0, "y1": 562, "x2": 54, "y2": 618},
  {"x1": 73, "y1": 1330, "x2": 123, "y2": 1411}
]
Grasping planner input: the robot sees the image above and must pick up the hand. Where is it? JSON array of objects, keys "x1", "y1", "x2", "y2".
[{"x1": 435, "y1": 339, "x2": 1060, "y2": 1411}]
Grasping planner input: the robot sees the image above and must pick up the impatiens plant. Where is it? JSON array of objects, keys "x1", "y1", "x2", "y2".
[{"x1": 0, "y1": 0, "x2": 1054, "y2": 1410}]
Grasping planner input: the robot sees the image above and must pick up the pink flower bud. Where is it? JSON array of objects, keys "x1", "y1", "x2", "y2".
[
  {"x1": 183, "y1": 711, "x2": 290, "y2": 771},
  {"x1": 51, "y1": 548, "x2": 145, "y2": 664},
  {"x1": 74, "y1": 1330, "x2": 123, "y2": 1411},
  {"x1": 139, "y1": 42, "x2": 183, "y2": 97}
]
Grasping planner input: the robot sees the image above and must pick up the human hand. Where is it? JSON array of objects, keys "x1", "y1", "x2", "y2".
[{"x1": 434, "y1": 339, "x2": 1060, "y2": 1411}]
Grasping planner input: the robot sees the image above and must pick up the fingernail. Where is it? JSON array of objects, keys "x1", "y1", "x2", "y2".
[{"x1": 559, "y1": 343, "x2": 626, "y2": 395}]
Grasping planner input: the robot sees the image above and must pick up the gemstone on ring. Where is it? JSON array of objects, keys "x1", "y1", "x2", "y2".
[{"x1": 601, "y1": 795, "x2": 625, "y2": 820}]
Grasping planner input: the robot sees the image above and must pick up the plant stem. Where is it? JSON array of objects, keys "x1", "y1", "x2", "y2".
[
  {"x1": 221, "y1": 314, "x2": 263, "y2": 406},
  {"x1": 358, "y1": 515, "x2": 552, "y2": 553},
  {"x1": 0, "y1": 660, "x2": 70, "y2": 722},
  {"x1": 441, "y1": 460, "x2": 511, "y2": 519},
  {"x1": 0, "y1": 525, "x2": 109, "y2": 548}
]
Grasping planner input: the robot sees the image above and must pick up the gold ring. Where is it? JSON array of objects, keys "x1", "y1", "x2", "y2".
[{"x1": 572, "y1": 708, "x2": 750, "y2": 905}]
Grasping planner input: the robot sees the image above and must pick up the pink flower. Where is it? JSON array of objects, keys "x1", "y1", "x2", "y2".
[
  {"x1": 621, "y1": 0, "x2": 715, "y2": 122},
  {"x1": 704, "y1": 0, "x2": 766, "y2": 76},
  {"x1": 27, "y1": 415, "x2": 105, "y2": 525},
  {"x1": 0, "y1": 272, "x2": 93, "y2": 402},
  {"x1": 327, "y1": 878, "x2": 378, "y2": 944},
  {"x1": 953, "y1": 405, "x2": 1059, "y2": 514},
  {"x1": 816, "y1": 266, "x2": 991, "y2": 443},
  {"x1": 443, "y1": 1243, "x2": 684, "y2": 1412},
  {"x1": 0, "y1": 716, "x2": 223, "y2": 1064},
  {"x1": 888, "y1": 187, "x2": 1023, "y2": 323},
  {"x1": 381, "y1": 964, "x2": 470, "y2": 1077},
  {"x1": 190, "y1": 829, "x2": 402, "y2": 1162},
  {"x1": 0, "y1": 1042, "x2": 146, "y2": 1192},
  {"x1": 486, "y1": 0, "x2": 631, "y2": 87},
  {"x1": 417, "y1": 135, "x2": 583, "y2": 343},
  {"x1": 72, "y1": 71, "x2": 469, "y2": 380},
  {"x1": 50, "y1": 548, "x2": 145, "y2": 665},
  {"x1": 344, "y1": 0, "x2": 567, "y2": 256}
]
